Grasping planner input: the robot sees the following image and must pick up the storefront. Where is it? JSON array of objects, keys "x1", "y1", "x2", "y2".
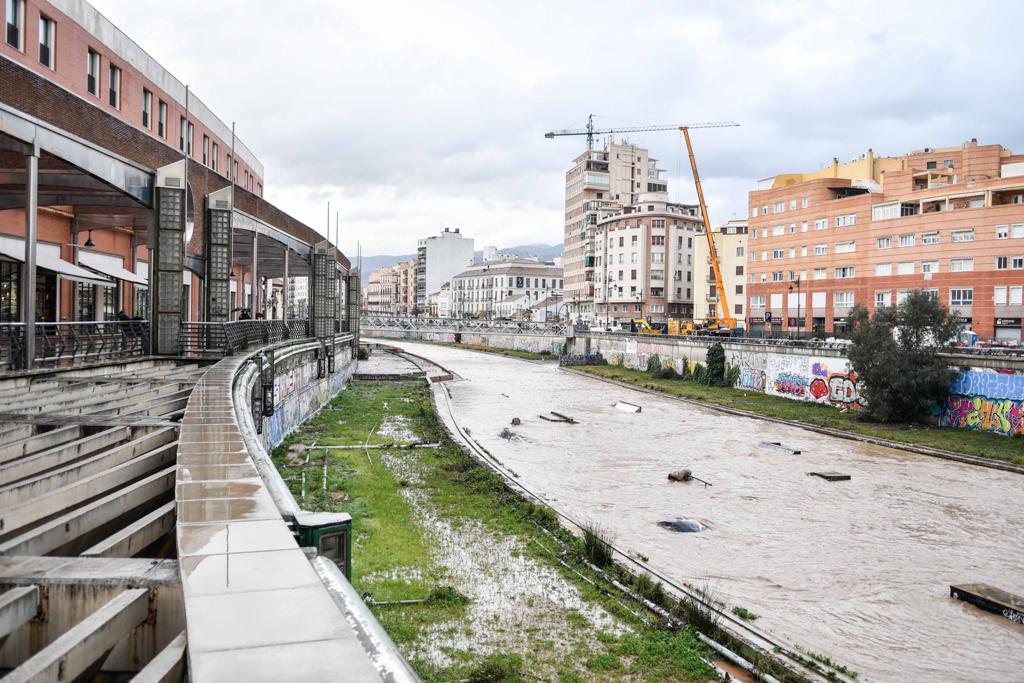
[{"x1": 994, "y1": 318, "x2": 1022, "y2": 343}]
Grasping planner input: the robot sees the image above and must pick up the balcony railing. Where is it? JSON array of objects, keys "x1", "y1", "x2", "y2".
[
  {"x1": 179, "y1": 320, "x2": 312, "y2": 357},
  {"x1": 0, "y1": 320, "x2": 149, "y2": 371}
]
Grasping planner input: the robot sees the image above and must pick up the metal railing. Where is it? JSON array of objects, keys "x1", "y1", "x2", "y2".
[
  {"x1": 360, "y1": 314, "x2": 573, "y2": 337},
  {"x1": 179, "y1": 319, "x2": 311, "y2": 357},
  {"x1": 0, "y1": 320, "x2": 150, "y2": 371}
]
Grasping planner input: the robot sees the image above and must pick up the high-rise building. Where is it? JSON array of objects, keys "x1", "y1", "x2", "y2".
[
  {"x1": 592, "y1": 192, "x2": 702, "y2": 325},
  {"x1": 746, "y1": 140, "x2": 1024, "y2": 341},
  {"x1": 563, "y1": 142, "x2": 666, "y2": 321},
  {"x1": 692, "y1": 220, "x2": 749, "y2": 326},
  {"x1": 415, "y1": 228, "x2": 474, "y2": 314}
]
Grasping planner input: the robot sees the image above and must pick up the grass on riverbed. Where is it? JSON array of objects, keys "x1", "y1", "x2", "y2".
[
  {"x1": 573, "y1": 364, "x2": 1024, "y2": 465},
  {"x1": 271, "y1": 380, "x2": 714, "y2": 681}
]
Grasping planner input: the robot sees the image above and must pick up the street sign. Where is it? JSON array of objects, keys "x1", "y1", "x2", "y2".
[{"x1": 764, "y1": 311, "x2": 773, "y2": 322}]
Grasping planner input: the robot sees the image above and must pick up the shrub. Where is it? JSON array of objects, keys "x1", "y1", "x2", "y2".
[
  {"x1": 691, "y1": 363, "x2": 707, "y2": 385},
  {"x1": 582, "y1": 522, "x2": 614, "y2": 568},
  {"x1": 678, "y1": 361, "x2": 692, "y2": 381},
  {"x1": 725, "y1": 364, "x2": 741, "y2": 387},
  {"x1": 646, "y1": 355, "x2": 662, "y2": 374},
  {"x1": 356, "y1": 346, "x2": 370, "y2": 360},
  {"x1": 656, "y1": 366, "x2": 677, "y2": 380},
  {"x1": 705, "y1": 342, "x2": 726, "y2": 386},
  {"x1": 466, "y1": 653, "x2": 524, "y2": 682}
]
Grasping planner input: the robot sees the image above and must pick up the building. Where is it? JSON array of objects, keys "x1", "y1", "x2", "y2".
[
  {"x1": 415, "y1": 227, "x2": 474, "y2": 314},
  {"x1": 365, "y1": 265, "x2": 399, "y2": 313},
  {"x1": 746, "y1": 140, "x2": 1024, "y2": 341},
  {"x1": 691, "y1": 219, "x2": 749, "y2": 326},
  {"x1": 450, "y1": 258, "x2": 563, "y2": 318},
  {"x1": 395, "y1": 259, "x2": 416, "y2": 314},
  {"x1": 289, "y1": 276, "x2": 309, "y2": 319},
  {"x1": 563, "y1": 142, "x2": 667, "y2": 321},
  {"x1": 592, "y1": 192, "x2": 703, "y2": 326},
  {"x1": 482, "y1": 245, "x2": 498, "y2": 262}
]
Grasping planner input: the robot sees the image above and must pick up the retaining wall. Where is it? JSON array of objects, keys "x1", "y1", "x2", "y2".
[{"x1": 365, "y1": 329, "x2": 566, "y2": 356}]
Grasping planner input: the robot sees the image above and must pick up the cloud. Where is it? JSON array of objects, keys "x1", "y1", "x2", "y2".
[{"x1": 91, "y1": 0, "x2": 1024, "y2": 254}]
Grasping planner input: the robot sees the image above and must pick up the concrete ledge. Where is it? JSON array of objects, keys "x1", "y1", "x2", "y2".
[{"x1": 562, "y1": 368, "x2": 1024, "y2": 475}]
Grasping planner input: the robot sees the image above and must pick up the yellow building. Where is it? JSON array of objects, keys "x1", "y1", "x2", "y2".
[{"x1": 691, "y1": 219, "x2": 748, "y2": 326}]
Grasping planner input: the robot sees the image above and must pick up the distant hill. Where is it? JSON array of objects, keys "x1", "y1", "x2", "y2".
[
  {"x1": 358, "y1": 243, "x2": 564, "y2": 286},
  {"x1": 495, "y1": 243, "x2": 563, "y2": 261}
]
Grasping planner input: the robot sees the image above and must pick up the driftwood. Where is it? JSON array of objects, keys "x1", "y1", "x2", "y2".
[{"x1": 668, "y1": 469, "x2": 712, "y2": 487}]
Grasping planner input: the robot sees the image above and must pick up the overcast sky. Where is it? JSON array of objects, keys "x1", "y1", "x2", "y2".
[{"x1": 92, "y1": 0, "x2": 1023, "y2": 257}]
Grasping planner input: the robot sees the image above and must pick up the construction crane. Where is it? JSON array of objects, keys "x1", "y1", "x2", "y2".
[{"x1": 544, "y1": 117, "x2": 739, "y2": 333}]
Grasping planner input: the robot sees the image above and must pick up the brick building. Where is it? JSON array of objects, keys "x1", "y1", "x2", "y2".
[{"x1": 746, "y1": 141, "x2": 1024, "y2": 342}]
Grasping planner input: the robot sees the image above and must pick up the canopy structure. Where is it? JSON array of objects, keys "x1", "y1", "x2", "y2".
[
  {"x1": 0, "y1": 236, "x2": 112, "y2": 287},
  {"x1": 79, "y1": 250, "x2": 148, "y2": 285}
]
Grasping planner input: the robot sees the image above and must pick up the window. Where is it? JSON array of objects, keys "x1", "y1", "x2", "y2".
[
  {"x1": 834, "y1": 291, "x2": 855, "y2": 307},
  {"x1": 0, "y1": 261, "x2": 19, "y2": 322},
  {"x1": 872, "y1": 203, "x2": 900, "y2": 221},
  {"x1": 652, "y1": 252, "x2": 663, "y2": 264},
  {"x1": 926, "y1": 160, "x2": 937, "y2": 170},
  {"x1": 630, "y1": 269, "x2": 637, "y2": 280},
  {"x1": 211, "y1": 142, "x2": 218, "y2": 172},
  {"x1": 108, "y1": 64, "x2": 121, "y2": 108},
  {"x1": 202, "y1": 135, "x2": 209, "y2": 165},
  {"x1": 875, "y1": 291, "x2": 891, "y2": 308},
  {"x1": 813, "y1": 244, "x2": 827, "y2": 256},
  {"x1": 789, "y1": 199, "x2": 797, "y2": 210},
  {"x1": 898, "y1": 233, "x2": 915, "y2": 247},
  {"x1": 1012, "y1": 286, "x2": 1024, "y2": 305},
  {"x1": 949, "y1": 288, "x2": 973, "y2": 306},
  {"x1": 1014, "y1": 224, "x2": 1024, "y2": 239},
  {"x1": 87, "y1": 48, "x2": 100, "y2": 96},
  {"x1": 995, "y1": 286, "x2": 1007, "y2": 305},
  {"x1": 921, "y1": 260, "x2": 938, "y2": 274},
  {"x1": 801, "y1": 222, "x2": 808, "y2": 233},
  {"x1": 76, "y1": 283, "x2": 95, "y2": 321},
  {"x1": 751, "y1": 207, "x2": 758, "y2": 218},
  {"x1": 141, "y1": 89, "x2": 152, "y2": 128},
  {"x1": 736, "y1": 265, "x2": 744, "y2": 276},
  {"x1": 750, "y1": 252, "x2": 757, "y2": 262},
  {"x1": 876, "y1": 236, "x2": 892, "y2": 249},
  {"x1": 800, "y1": 246, "x2": 808, "y2": 257},
  {"x1": 772, "y1": 225, "x2": 784, "y2": 236},
  {"x1": 944, "y1": 159, "x2": 955, "y2": 169},
  {"x1": 813, "y1": 268, "x2": 827, "y2": 280},
  {"x1": 789, "y1": 248, "x2": 796, "y2": 258},
  {"x1": 814, "y1": 218, "x2": 827, "y2": 230},
  {"x1": 835, "y1": 241, "x2": 856, "y2": 254},
  {"x1": 1013, "y1": 256, "x2": 1024, "y2": 270},
  {"x1": 897, "y1": 262, "x2": 914, "y2": 275},
  {"x1": 772, "y1": 271, "x2": 784, "y2": 282},
  {"x1": 736, "y1": 246, "x2": 744, "y2": 257},
  {"x1": 802, "y1": 197, "x2": 809, "y2": 209},
  {"x1": 158, "y1": 100, "x2": 167, "y2": 138},
  {"x1": 875, "y1": 263, "x2": 892, "y2": 276},
  {"x1": 773, "y1": 201, "x2": 785, "y2": 213},
  {"x1": 762, "y1": 206, "x2": 768, "y2": 216},
  {"x1": 180, "y1": 116, "x2": 186, "y2": 151},
  {"x1": 38, "y1": 14, "x2": 55, "y2": 68},
  {"x1": 835, "y1": 213, "x2": 857, "y2": 227},
  {"x1": 835, "y1": 266, "x2": 855, "y2": 279},
  {"x1": 789, "y1": 223, "x2": 797, "y2": 234},
  {"x1": 951, "y1": 229, "x2": 975, "y2": 243},
  {"x1": 772, "y1": 249, "x2": 784, "y2": 259},
  {"x1": 950, "y1": 258, "x2": 974, "y2": 273},
  {"x1": 922, "y1": 231, "x2": 940, "y2": 245},
  {"x1": 6, "y1": 0, "x2": 22, "y2": 49},
  {"x1": 996, "y1": 256, "x2": 1008, "y2": 270},
  {"x1": 997, "y1": 224, "x2": 1009, "y2": 239}
]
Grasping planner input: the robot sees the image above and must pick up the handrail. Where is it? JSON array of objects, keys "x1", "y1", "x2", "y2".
[
  {"x1": 360, "y1": 314, "x2": 573, "y2": 337},
  {"x1": 0, "y1": 320, "x2": 149, "y2": 370},
  {"x1": 179, "y1": 319, "x2": 312, "y2": 357}
]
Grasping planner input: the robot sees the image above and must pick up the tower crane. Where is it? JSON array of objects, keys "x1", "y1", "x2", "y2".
[{"x1": 545, "y1": 116, "x2": 739, "y2": 333}]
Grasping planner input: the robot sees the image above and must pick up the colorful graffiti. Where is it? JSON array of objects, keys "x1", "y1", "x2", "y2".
[
  {"x1": 949, "y1": 370, "x2": 1024, "y2": 402},
  {"x1": 738, "y1": 367, "x2": 766, "y2": 391},
  {"x1": 773, "y1": 372, "x2": 807, "y2": 397},
  {"x1": 806, "y1": 359, "x2": 865, "y2": 410},
  {"x1": 941, "y1": 395, "x2": 1024, "y2": 437}
]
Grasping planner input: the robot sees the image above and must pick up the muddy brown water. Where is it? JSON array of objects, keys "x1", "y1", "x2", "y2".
[{"x1": 386, "y1": 341, "x2": 1024, "y2": 683}]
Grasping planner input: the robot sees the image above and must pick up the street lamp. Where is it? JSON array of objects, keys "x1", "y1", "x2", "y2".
[{"x1": 788, "y1": 277, "x2": 802, "y2": 339}]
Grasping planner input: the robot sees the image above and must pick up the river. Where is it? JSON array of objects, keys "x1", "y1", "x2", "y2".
[{"x1": 382, "y1": 341, "x2": 1024, "y2": 682}]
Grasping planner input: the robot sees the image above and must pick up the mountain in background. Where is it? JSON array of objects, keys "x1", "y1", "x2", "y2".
[{"x1": 357, "y1": 243, "x2": 563, "y2": 286}]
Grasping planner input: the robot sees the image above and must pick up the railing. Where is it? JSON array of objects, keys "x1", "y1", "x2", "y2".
[
  {"x1": 0, "y1": 320, "x2": 149, "y2": 371},
  {"x1": 361, "y1": 315, "x2": 573, "y2": 337},
  {"x1": 179, "y1": 319, "x2": 311, "y2": 357}
]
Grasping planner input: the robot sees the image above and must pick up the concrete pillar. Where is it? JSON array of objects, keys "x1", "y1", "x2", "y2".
[
  {"x1": 251, "y1": 232, "x2": 258, "y2": 316},
  {"x1": 282, "y1": 249, "x2": 289, "y2": 322},
  {"x1": 22, "y1": 147, "x2": 39, "y2": 369}
]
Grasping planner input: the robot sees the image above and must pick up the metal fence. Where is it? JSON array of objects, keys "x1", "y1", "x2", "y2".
[
  {"x1": 179, "y1": 319, "x2": 311, "y2": 357},
  {"x1": 0, "y1": 321, "x2": 150, "y2": 371},
  {"x1": 360, "y1": 315, "x2": 573, "y2": 337}
]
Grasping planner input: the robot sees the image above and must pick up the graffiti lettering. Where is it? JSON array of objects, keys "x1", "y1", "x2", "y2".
[
  {"x1": 773, "y1": 372, "x2": 807, "y2": 397},
  {"x1": 1003, "y1": 609, "x2": 1024, "y2": 625},
  {"x1": 941, "y1": 395, "x2": 1024, "y2": 437},
  {"x1": 738, "y1": 368, "x2": 766, "y2": 391}
]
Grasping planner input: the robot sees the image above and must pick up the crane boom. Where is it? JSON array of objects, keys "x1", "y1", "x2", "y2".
[
  {"x1": 544, "y1": 114, "x2": 738, "y2": 149},
  {"x1": 681, "y1": 126, "x2": 736, "y2": 330}
]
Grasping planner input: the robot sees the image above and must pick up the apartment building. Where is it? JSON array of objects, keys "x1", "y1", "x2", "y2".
[
  {"x1": 415, "y1": 227, "x2": 474, "y2": 314},
  {"x1": 746, "y1": 140, "x2": 1024, "y2": 342},
  {"x1": 394, "y1": 259, "x2": 416, "y2": 314},
  {"x1": 451, "y1": 258, "x2": 563, "y2": 318},
  {"x1": 563, "y1": 142, "x2": 667, "y2": 321},
  {"x1": 692, "y1": 220, "x2": 748, "y2": 325},
  {"x1": 592, "y1": 192, "x2": 703, "y2": 325},
  {"x1": 365, "y1": 265, "x2": 399, "y2": 313}
]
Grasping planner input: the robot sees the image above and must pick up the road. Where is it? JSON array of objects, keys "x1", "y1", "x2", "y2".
[{"x1": 383, "y1": 340, "x2": 1024, "y2": 682}]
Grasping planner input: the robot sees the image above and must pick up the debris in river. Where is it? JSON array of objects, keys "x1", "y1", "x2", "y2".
[
  {"x1": 668, "y1": 469, "x2": 712, "y2": 487},
  {"x1": 808, "y1": 471, "x2": 851, "y2": 482},
  {"x1": 499, "y1": 428, "x2": 520, "y2": 440},
  {"x1": 614, "y1": 401, "x2": 642, "y2": 413},
  {"x1": 539, "y1": 412, "x2": 576, "y2": 424},
  {"x1": 760, "y1": 441, "x2": 801, "y2": 455},
  {"x1": 657, "y1": 519, "x2": 711, "y2": 533},
  {"x1": 950, "y1": 583, "x2": 1024, "y2": 624},
  {"x1": 511, "y1": 417, "x2": 521, "y2": 426}
]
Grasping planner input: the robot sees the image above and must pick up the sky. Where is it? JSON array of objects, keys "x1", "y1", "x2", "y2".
[{"x1": 91, "y1": 0, "x2": 1024, "y2": 257}]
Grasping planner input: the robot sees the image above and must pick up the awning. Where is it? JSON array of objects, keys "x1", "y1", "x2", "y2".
[
  {"x1": 0, "y1": 237, "x2": 113, "y2": 287},
  {"x1": 79, "y1": 250, "x2": 148, "y2": 285}
]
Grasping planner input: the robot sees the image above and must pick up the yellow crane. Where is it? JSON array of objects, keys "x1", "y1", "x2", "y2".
[{"x1": 545, "y1": 117, "x2": 739, "y2": 334}]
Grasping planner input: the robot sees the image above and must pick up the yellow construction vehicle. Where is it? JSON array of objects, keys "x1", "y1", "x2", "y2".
[{"x1": 630, "y1": 318, "x2": 666, "y2": 335}]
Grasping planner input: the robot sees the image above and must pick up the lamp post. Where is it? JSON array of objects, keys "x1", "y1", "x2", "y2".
[{"x1": 788, "y1": 277, "x2": 802, "y2": 339}]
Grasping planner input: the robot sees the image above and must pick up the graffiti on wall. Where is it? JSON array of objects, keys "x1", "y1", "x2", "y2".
[
  {"x1": 807, "y1": 359, "x2": 866, "y2": 410},
  {"x1": 738, "y1": 367, "x2": 766, "y2": 391},
  {"x1": 940, "y1": 369, "x2": 1024, "y2": 437},
  {"x1": 765, "y1": 355, "x2": 808, "y2": 398}
]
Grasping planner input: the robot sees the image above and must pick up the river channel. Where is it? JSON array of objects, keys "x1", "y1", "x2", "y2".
[{"x1": 384, "y1": 341, "x2": 1024, "y2": 682}]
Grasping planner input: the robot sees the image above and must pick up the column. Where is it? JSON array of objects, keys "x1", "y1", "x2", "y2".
[
  {"x1": 22, "y1": 147, "x2": 39, "y2": 369},
  {"x1": 251, "y1": 232, "x2": 259, "y2": 316},
  {"x1": 282, "y1": 249, "x2": 289, "y2": 322}
]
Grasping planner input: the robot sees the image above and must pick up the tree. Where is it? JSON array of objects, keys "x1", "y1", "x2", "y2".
[
  {"x1": 705, "y1": 342, "x2": 726, "y2": 386},
  {"x1": 848, "y1": 290, "x2": 961, "y2": 423}
]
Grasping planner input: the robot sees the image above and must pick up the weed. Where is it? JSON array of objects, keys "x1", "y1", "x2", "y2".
[
  {"x1": 465, "y1": 652, "x2": 524, "y2": 682},
  {"x1": 731, "y1": 606, "x2": 760, "y2": 621},
  {"x1": 581, "y1": 522, "x2": 614, "y2": 568},
  {"x1": 426, "y1": 585, "x2": 470, "y2": 607}
]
